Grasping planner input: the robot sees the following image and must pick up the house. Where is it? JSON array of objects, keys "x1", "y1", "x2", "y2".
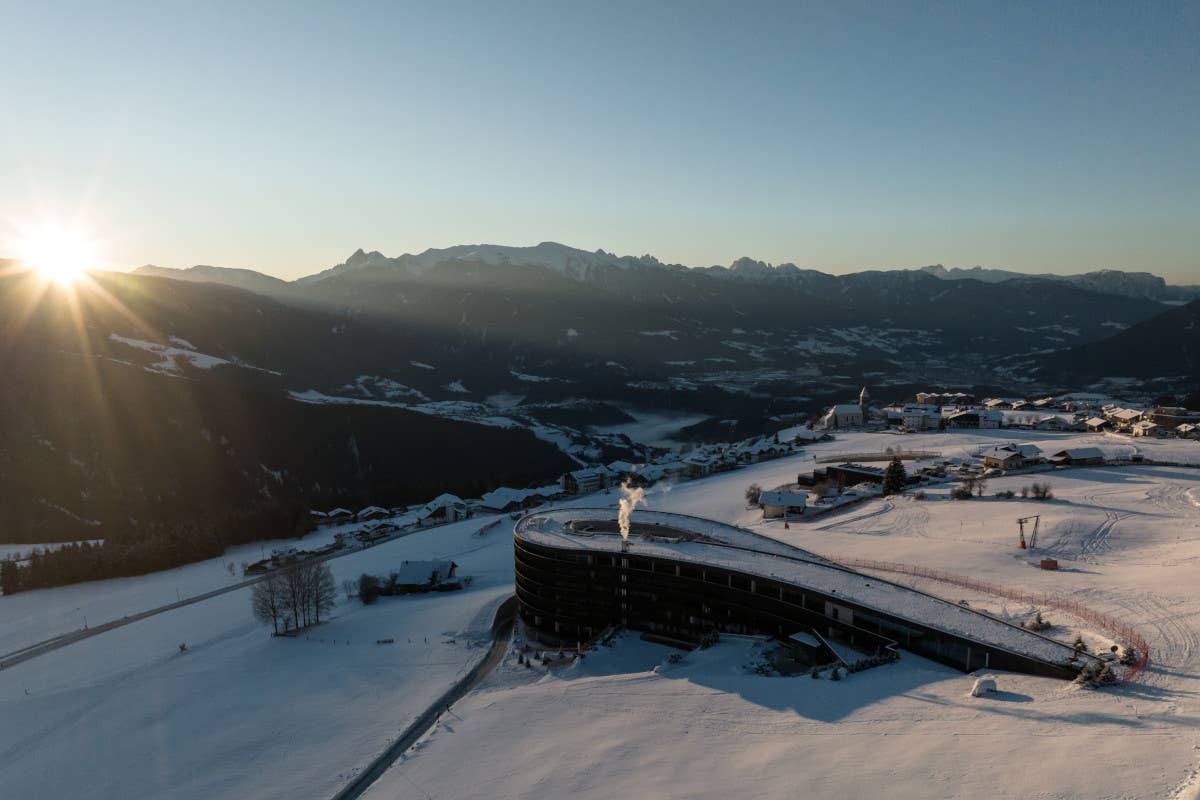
[
  {"x1": 790, "y1": 429, "x2": 830, "y2": 444},
  {"x1": 1130, "y1": 420, "x2": 1159, "y2": 438},
  {"x1": 982, "y1": 444, "x2": 1042, "y2": 470},
  {"x1": 479, "y1": 487, "x2": 554, "y2": 514},
  {"x1": 391, "y1": 559, "x2": 459, "y2": 590},
  {"x1": 945, "y1": 409, "x2": 1003, "y2": 429},
  {"x1": 1106, "y1": 408, "x2": 1144, "y2": 430},
  {"x1": 735, "y1": 441, "x2": 787, "y2": 464},
  {"x1": 1177, "y1": 423, "x2": 1198, "y2": 439},
  {"x1": 759, "y1": 490, "x2": 808, "y2": 519},
  {"x1": 901, "y1": 410, "x2": 942, "y2": 431},
  {"x1": 1084, "y1": 417, "x2": 1110, "y2": 432},
  {"x1": 561, "y1": 466, "x2": 615, "y2": 495},
  {"x1": 357, "y1": 506, "x2": 391, "y2": 521},
  {"x1": 319, "y1": 508, "x2": 354, "y2": 525},
  {"x1": 417, "y1": 493, "x2": 468, "y2": 523},
  {"x1": 1048, "y1": 447, "x2": 1105, "y2": 467},
  {"x1": 683, "y1": 456, "x2": 718, "y2": 478}
]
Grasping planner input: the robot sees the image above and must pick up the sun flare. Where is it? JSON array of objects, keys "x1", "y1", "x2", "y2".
[{"x1": 16, "y1": 223, "x2": 102, "y2": 287}]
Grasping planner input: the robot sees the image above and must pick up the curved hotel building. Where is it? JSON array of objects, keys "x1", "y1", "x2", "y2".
[{"x1": 515, "y1": 508, "x2": 1084, "y2": 679}]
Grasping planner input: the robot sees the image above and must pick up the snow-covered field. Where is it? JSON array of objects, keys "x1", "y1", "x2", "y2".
[{"x1": 3, "y1": 429, "x2": 1200, "y2": 799}]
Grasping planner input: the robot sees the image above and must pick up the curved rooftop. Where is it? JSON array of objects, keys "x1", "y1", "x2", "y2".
[{"x1": 517, "y1": 508, "x2": 1081, "y2": 669}]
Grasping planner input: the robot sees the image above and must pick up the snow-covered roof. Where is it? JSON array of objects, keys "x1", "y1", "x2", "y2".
[
  {"x1": 392, "y1": 559, "x2": 456, "y2": 585},
  {"x1": 569, "y1": 466, "x2": 614, "y2": 481},
  {"x1": 827, "y1": 404, "x2": 865, "y2": 415},
  {"x1": 758, "y1": 491, "x2": 808, "y2": 507},
  {"x1": 1178, "y1": 424, "x2": 1197, "y2": 433},
  {"x1": 417, "y1": 493, "x2": 466, "y2": 518},
  {"x1": 517, "y1": 509, "x2": 1079, "y2": 667},
  {"x1": 987, "y1": 444, "x2": 1041, "y2": 459},
  {"x1": 1131, "y1": 420, "x2": 1158, "y2": 431},
  {"x1": 1085, "y1": 417, "x2": 1109, "y2": 427},
  {"x1": 358, "y1": 505, "x2": 390, "y2": 517},
  {"x1": 1051, "y1": 447, "x2": 1104, "y2": 461},
  {"x1": 1111, "y1": 409, "x2": 1144, "y2": 422},
  {"x1": 479, "y1": 487, "x2": 553, "y2": 511}
]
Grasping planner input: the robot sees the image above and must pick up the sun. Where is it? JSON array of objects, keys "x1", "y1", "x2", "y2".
[{"x1": 15, "y1": 223, "x2": 102, "y2": 287}]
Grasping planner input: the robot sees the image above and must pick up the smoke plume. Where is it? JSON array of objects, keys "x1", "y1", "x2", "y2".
[{"x1": 618, "y1": 481, "x2": 647, "y2": 541}]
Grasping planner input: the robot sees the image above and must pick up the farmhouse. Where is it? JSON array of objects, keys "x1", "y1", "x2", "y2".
[
  {"x1": 1130, "y1": 420, "x2": 1159, "y2": 438},
  {"x1": 1048, "y1": 447, "x2": 1105, "y2": 467},
  {"x1": 561, "y1": 466, "x2": 615, "y2": 495},
  {"x1": 392, "y1": 559, "x2": 458, "y2": 590},
  {"x1": 417, "y1": 493, "x2": 468, "y2": 523},
  {"x1": 982, "y1": 444, "x2": 1042, "y2": 470},
  {"x1": 758, "y1": 489, "x2": 808, "y2": 519},
  {"x1": 1106, "y1": 408, "x2": 1144, "y2": 430},
  {"x1": 479, "y1": 486, "x2": 556, "y2": 514},
  {"x1": 356, "y1": 506, "x2": 390, "y2": 521}
]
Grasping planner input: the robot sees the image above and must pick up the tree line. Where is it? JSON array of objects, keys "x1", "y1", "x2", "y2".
[
  {"x1": 251, "y1": 561, "x2": 337, "y2": 634},
  {"x1": 0, "y1": 501, "x2": 313, "y2": 595}
]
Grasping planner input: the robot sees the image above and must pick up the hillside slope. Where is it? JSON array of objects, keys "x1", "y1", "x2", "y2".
[{"x1": 0, "y1": 271, "x2": 577, "y2": 544}]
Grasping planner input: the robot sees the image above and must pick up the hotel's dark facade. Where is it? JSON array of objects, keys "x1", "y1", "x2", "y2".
[{"x1": 515, "y1": 516, "x2": 1081, "y2": 679}]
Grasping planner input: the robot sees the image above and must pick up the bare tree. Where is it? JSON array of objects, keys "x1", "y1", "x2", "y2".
[
  {"x1": 282, "y1": 563, "x2": 306, "y2": 629},
  {"x1": 251, "y1": 572, "x2": 284, "y2": 634},
  {"x1": 313, "y1": 564, "x2": 337, "y2": 624}
]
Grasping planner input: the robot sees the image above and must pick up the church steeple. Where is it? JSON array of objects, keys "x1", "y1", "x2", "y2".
[{"x1": 859, "y1": 386, "x2": 870, "y2": 409}]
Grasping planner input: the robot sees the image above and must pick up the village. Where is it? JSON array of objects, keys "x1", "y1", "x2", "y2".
[{"x1": 275, "y1": 388, "x2": 1197, "y2": 578}]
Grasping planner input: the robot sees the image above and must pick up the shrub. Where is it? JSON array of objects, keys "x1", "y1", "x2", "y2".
[
  {"x1": 745, "y1": 483, "x2": 762, "y2": 506},
  {"x1": 358, "y1": 573, "x2": 381, "y2": 605},
  {"x1": 1025, "y1": 610, "x2": 1051, "y2": 631},
  {"x1": 951, "y1": 486, "x2": 974, "y2": 500},
  {"x1": 1074, "y1": 660, "x2": 1117, "y2": 688},
  {"x1": 830, "y1": 667, "x2": 842, "y2": 681},
  {"x1": 1030, "y1": 482, "x2": 1054, "y2": 501},
  {"x1": 995, "y1": 489, "x2": 1015, "y2": 499}
]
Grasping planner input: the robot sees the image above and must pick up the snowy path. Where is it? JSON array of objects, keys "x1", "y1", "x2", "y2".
[{"x1": 331, "y1": 596, "x2": 516, "y2": 800}]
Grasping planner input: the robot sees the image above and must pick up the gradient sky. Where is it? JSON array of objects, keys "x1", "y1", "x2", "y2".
[{"x1": 2, "y1": 1, "x2": 1197, "y2": 282}]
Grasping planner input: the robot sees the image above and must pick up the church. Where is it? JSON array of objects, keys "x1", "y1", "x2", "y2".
[{"x1": 820, "y1": 386, "x2": 873, "y2": 429}]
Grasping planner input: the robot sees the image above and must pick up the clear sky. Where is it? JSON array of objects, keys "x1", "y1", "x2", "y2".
[{"x1": 2, "y1": 1, "x2": 1197, "y2": 282}]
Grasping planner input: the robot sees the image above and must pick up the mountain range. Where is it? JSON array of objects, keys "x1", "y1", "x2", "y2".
[{"x1": 3, "y1": 243, "x2": 1196, "y2": 547}]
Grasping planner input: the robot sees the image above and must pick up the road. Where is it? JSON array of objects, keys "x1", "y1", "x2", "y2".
[
  {"x1": 0, "y1": 522, "x2": 441, "y2": 671},
  {"x1": 331, "y1": 595, "x2": 517, "y2": 800}
]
